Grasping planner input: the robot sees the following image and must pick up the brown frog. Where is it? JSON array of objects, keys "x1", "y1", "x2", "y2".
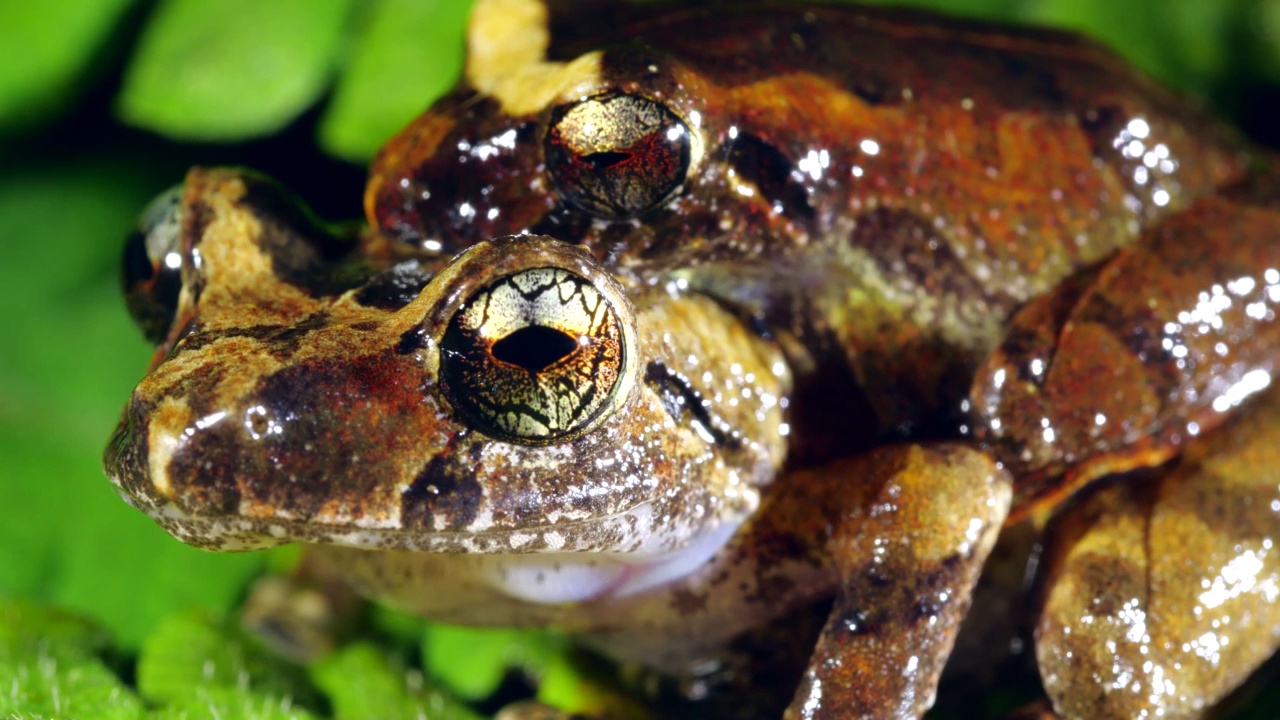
[{"x1": 106, "y1": 0, "x2": 1280, "y2": 717}]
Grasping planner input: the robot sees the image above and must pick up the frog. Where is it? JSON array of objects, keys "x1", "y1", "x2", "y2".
[{"x1": 104, "y1": 0, "x2": 1280, "y2": 717}]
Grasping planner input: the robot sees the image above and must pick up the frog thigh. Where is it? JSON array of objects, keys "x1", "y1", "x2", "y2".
[
  {"x1": 778, "y1": 444, "x2": 1012, "y2": 719},
  {"x1": 240, "y1": 549, "x2": 369, "y2": 663},
  {"x1": 972, "y1": 168, "x2": 1280, "y2": 518},
  {"x1": 1037, "y1": 386, "x2": 1280, "y2": 720}
]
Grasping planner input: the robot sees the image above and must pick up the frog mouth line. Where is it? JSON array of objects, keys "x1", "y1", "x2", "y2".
[
  {"x1": 134, "y1": 497, "x2": 743, "y2": 603},
  {"x1": 472, "y1": 518, "x2": 741, "y2": 603},
  {"x1": 131, "y1": 494, "x2": 741, "y2": 561}
]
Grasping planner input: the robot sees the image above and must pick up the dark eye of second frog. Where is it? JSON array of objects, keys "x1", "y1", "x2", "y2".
[
  {"x1": 546, "y1": 92, "x2": 691, "y2": 218},
  {"x1": 122, "y1": 186, "x2": 185, "y2": 344}
]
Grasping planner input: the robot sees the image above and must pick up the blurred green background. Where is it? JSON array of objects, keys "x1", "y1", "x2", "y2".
[{"x1": 3, "y1": 0, "x2": 1280, "y2": 717}]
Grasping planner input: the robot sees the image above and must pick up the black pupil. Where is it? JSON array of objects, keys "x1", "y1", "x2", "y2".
[
  {"x1": 582, "y1": 150, "x2": 631, "y2": 170},
  {"x1": 491, "y1": 325, "x2": 579, "y2": 373}
]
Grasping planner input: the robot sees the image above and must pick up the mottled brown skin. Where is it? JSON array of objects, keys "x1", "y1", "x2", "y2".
[
  {"x1": 369, "y1": 0, "x2": 1248, "y2": 449},
  {"x1": 974, "y1": 185, "x2": 1280, "y2": 520},
  {"x1": 106, "y1": 1, "x2": 1280, "y2": 719},
  {"x1": 1037, "y1": 388, "x2": 1280, "y2": 720}
]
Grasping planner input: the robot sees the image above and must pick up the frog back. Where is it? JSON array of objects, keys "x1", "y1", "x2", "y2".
[{"x1": 368, "y1": 0, "x2": 1254, "y2": 447}]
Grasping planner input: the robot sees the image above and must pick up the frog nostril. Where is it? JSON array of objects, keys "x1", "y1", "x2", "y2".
[{"x1": 491, "y1": 325, "x2": 579, "y2": 373}]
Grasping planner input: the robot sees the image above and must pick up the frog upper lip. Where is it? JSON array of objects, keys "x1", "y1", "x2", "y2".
[{"x1": 134, "y1": 494, "x2": 706, "y2": 556}]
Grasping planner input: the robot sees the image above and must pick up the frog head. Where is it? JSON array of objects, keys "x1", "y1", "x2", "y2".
[
  {"x1": 106, "y1": 167, "x2": 790, "y2": 602},
  {"x1": 367, "y1": 0, "x2": 842, "y2": 267}
]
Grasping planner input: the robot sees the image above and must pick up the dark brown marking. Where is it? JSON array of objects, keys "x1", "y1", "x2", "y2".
[
  {"x1": 994, "y1": 51, "x2": 1068, "y2": 107},
  {"x1": 401, "y1": 454, "x2": 484, "y2": 530},
  {"x1": 1078, "y1": 292, "x2": 1173, "y2": 370},
  {"x1": 163, "y1": 350, "x2": 431, "y2": 526},
  {"x1": 236, "y1": 175, "x2": 374, "y2": 298},
  {"x1": 839, "y1": 607, "x2": 872, "y2": 637},
  {"x1": 852, "y1": 79, "x2": 889, "y2": 105},
  {"x1": 177, "y1": 312, "x2": 331, "y2": 358},
  {"x1": 863, "y1": 567, "x2": 894, "y2": 588},
  {"x1": 748, "y1": 573, "x2": 799, "y2": 607},
  {"x1": 1000, "y1": 326, "x2": 1051, "y2": 387},
  {"x1": 372, "y1": 93, "x2": 551, "y2": 252},
  {"x1": 644, "y1": 360, "x2": 739, "y2": 449},
  {"x1": 750, "y1": 530, "x2": 811, "y2": 570},
  {"x1": 726, "y1": 132, "x2": 815, "y2": 221},
  {"x1": 396, "y1": 327, "x2": 428, "y2": 355},
  {"x1": 851, "y1": 207, "x2": 987, "y2": 298},
  {"x1": 182, "y1": 195, "x2": 215, "y2": 306},
  {"x1": 355, "y1": 260, "x2": 434, "y2": 310},
  {"x1": 263, "y1": 313, "x2": 333, "y2": 353},
  {"x1": 1078, "y1": 103, "x2": 1126, "y2": 159},
  {"x1": 167, "y1": 418, "x2": 244, "y2": 517},
  {"x1": 670, "y1": 588, "x2": 709, "y2": 615},
  {"x1": 166, "y1": 361, "x2": 230, "y2": 419}
]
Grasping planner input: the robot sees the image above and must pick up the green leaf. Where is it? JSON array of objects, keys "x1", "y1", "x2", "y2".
[
  {"x1": 319, "y1": 0, "x2": 475, "y2": 161},
  {"x1": 0, "y1": 0, "x2": 138, "y2": 131},
  {"x1": 1156, "y1": 0, "x2": 1233, "y2": 88},
  {"x1": 136, "y1": 610, "x2": 321, "y2": 709},
  {"x1": 1258, "y1": 0, "x2": 1280, "y2": 83},
  {"x1": 147, "y1": 687, "x2": 323, "y2": 720},
  {"x1": 423, "y1": 625, "x2": 641, "y2": 716},
  {"x1": 862, "y1": 0, "x2": 1022, "y2": 18},
  {"x1": 368, "y1": 604, "x2": 430, "y2": 646},
  {"x1": 0, "y1": 599, "x2": 146, "y2": 719},
  {"x1": 117, "y1": 0, "x2": 356, "y2": 141},
  {"x1": 422, "y1": 625, "x2": 584, "y2": 708},
  {"x1": 0, "y1": 598, "x2": 112, "y2": 655},
  {"x1": 423, "y1": 625, "x2": 538, "y2": 701},
  {"x1": 1019, "y1": 0, "x2": 1173, "y2": 83},
  {"x1": 312, "y1": 643, "x2": 482, "y2": 720},
  {"x1": 0, "y1": 645, "x2": 146, "y2": 719},
  {"x1": 0, "y1": 154, "x2": 265, "y2": 647}
]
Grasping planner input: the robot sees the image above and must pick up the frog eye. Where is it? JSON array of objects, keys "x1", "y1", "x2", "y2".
[
  {"x1": 545, "y1": 93, "x2": 690, "y2": 218},
  {"x1": 440, "y1": 266, "x2": 627, "y2": 442},
  {"x1": 122, "y1": 186, "x2": 185, "y2": 344}
]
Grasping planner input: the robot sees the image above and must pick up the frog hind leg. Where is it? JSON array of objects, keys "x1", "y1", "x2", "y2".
[
  {"x1": 1036, "y1": 385, "x2": 1280, "y2": 720},
  {"x1": 240, "y1": 548, "x2": 369, "y2": 663},
  {"x1": 971, "y1": 167, "x2": 1280, "y2": 522},
  {"x1": 780, "y1": 443, "x2": 1012, "y2": 719}
]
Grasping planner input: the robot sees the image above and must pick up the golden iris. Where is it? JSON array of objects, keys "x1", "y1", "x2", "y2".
[{"x1": 440, "y1": 266, "x2": 626, "y2": 442}]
